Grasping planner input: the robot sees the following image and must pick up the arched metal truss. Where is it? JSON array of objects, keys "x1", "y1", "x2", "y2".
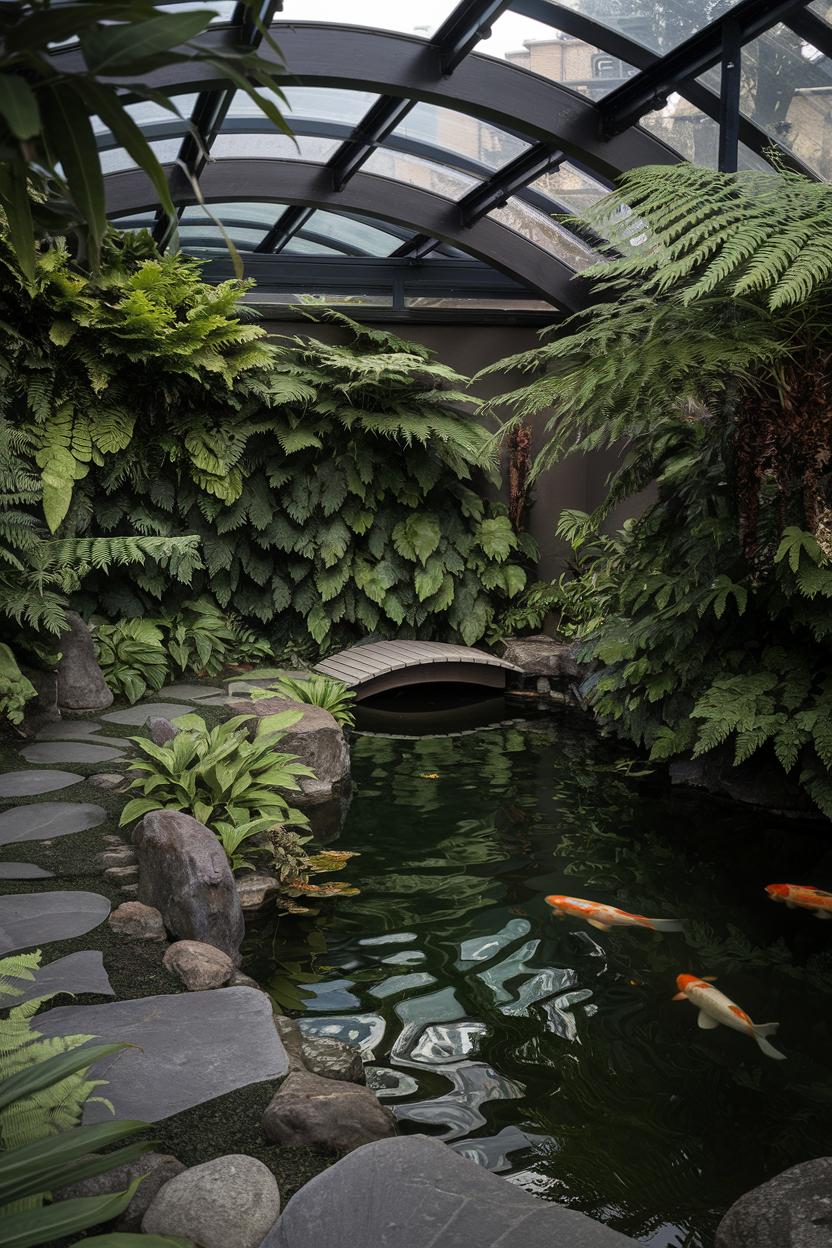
[{"x1": 55, "y1": 0, "x2": 830, "y2": 314}]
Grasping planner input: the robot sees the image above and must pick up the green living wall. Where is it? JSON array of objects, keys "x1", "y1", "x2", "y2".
[{"x1": 1, "y1": 227, "x2": 532, "y2": 704}]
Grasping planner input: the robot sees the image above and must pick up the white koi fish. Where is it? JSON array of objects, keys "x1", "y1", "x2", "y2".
[{"x1": 673, "y1": 974, "x2": 786, "y2": 1060}]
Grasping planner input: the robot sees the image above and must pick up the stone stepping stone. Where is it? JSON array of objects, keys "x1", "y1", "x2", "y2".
[
  {"x1": 195, "y1": 695, "x2": 236, "y2": 706},
  {"x1": 15, "y1": 950, "x2": 114, "y2": 1005},
  {"x1": 0, "y1": 890, "x2": 110, "y2": 954},
  {"x1": 21, "y1": 742, "x2": 126, "y2": 766},
  {"x1": 0, "y1": 771, "x2": 82, "y2": 798},
  {"x1": 156, "y1": 683, "x2": 224, "y2": 701},
  {"x1": 0, "y1": 862, "x2": 54, "y2": 880},
  {"x1": 102, "y1": 702, "x2": 196, "y2": 726},
  {"x1": 0, "y1": 801, "x2": 106, "y2": 846},
  {"x1": 37, "y1": 987, "x2": 289, "y2": 1123},
  {"x1": 36, "y1": 721, "x2": 103, "y2": 740}
]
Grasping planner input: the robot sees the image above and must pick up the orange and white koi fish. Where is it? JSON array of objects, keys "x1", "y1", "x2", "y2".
[
  {"x1": 673, "y1": 974, "x2": 786, "y2": 1060},
  {"x1": 545, "y1": 895, "x2": 683, "y2": 933},
  {"x1": 766, "y1": 884, "x2": 832, "y2": 920}
]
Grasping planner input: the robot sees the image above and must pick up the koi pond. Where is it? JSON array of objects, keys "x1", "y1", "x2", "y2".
[{"x1": 245, "y1": 706, "x2": 832, "y2": 1248}]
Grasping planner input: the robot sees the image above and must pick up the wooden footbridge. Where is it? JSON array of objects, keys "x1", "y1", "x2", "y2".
[{"x1": 314, "y1": 641, "x2": 521, "y2": 702}]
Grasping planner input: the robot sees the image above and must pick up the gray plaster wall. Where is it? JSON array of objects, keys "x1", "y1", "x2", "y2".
[{"x1": 262, "y1": 319, "x2": 649, "y2": 579}]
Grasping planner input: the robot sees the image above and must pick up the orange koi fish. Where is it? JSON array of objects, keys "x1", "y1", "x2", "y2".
[
  {"x1": 545, "y1": 895, "x2": 683, "y2": 933},
  {"x1": 766, "y1": 884, "x2": 832, "y2": 920},
  {"x1": 673, "y1": 974, "x2": 786, "y2": 1060}
]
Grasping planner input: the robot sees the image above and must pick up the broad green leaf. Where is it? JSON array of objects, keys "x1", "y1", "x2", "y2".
[
  {"x1": 0, "y1": 1176, "x2": 144, "y2": 1248},
  {"x1": 392, "y1": 514, "x2": 441, "y2": 566},
  {"x1": 0, "y1": 162, "x2": 35, "y2": 286},
  {"x1": 0, "y1": 75, "x2": 40, "y2": 140},
  {"x1": 41, "y1": 86, "x2": 107, "y2": 267},
  {"x1": 74, "y1": 81, "x2": 176, "y2": 221},
  {"x1": 81, "y1": 12, "x2": 213, "y2": 73}
]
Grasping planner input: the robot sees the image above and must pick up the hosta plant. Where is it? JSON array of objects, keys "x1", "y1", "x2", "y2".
[
  {"x1": 92, "y1": 618, "x2": 167, "y2": 705},
  {"x1": 119, "y1": 712, "x2": 312, "y2": 834},
  {"x1": 160, "y1": 597, "x2": 238, "y2": 678},
  {"x1": 251, "y1": 674, "x2": 357, "y2": 728}
]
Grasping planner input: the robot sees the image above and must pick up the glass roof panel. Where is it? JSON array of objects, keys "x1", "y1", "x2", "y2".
[
  {"x1": 810, "y1": 1, "x2": 832, "y2": 18},
  {"x1": 640, "y1": 97, "x2": 772, "y2": 170},
  {"x1": 181, "y1": 203, "x2": 282, "y2": 228},
  {"x1": 176, "y1": 225, "x2": 265, "y2": 250},
  {"x1": 94, "y1": 94, "x2": 197, "y2": 138},
  {"x1": 156, "y1": 2, "x2": 236, "y2": 22},
  {"x1": 227, "y1": 87, "x2": 379, "y2": 126},
  {"x1": 387, "y1": 102, "x2": 530, "y2": 173},
  {"x1": 211, "y1": 133, "x2": 341, "y2": 162},
  {"x1": 699, "y1": 24, "x2": 832, "y2": 180},
  {"x1": 478, "y1": 13, "x2": 639, "y2": 99},
  {"x1": 272, "y1": 1, "x2": 453, "y2": 37},
  {"x1": 488, "y1": 199, "x2": 596, "y2": 269},
  {"x1": 100, "y1": 138, "x2": 183, "y2": 175},
  {"x1": 283, "y1": 237, "x2": 346, "y2": 256},
  {"x1": 362, "y1": 149, "x2": 480, "y2": 201},
  {"x1": 514, "y1": 1, "x2": 742, "y2": 56},
  {"x1": 301, "y1": 211, "x2": 406, "y2": 255},
  {"x1": 528, "y1": 162, "x2": 611, "y2": 215}
]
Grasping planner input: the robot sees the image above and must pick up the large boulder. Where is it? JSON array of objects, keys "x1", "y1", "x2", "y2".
[
  {"x1": 230, "y1": 698, "x2": 349, "y2": 799},
  {"x1": 261, "y1": 1069, "x2": 395, "y2": 1153},
  {"x1": 501, "y1": 634, "x2": 583, "y2": 681},
  {"x1": 163, "y1": 939, "x2": 234, "y2": 990},
  {"x1": 716, "y1": 1158, "x2": 832, "y2": 1248},
  {"x1": 56, "y1": 1152, "x2": 185, "y2": 1232},
  {"x1": 259, "y1": 1135, "x2": 639, "y2": 1248},
  {"x1": 56, "y1": 612, "x2": 113, "y2": 711},
  {"x1": 143, "y1": 1154, "x2": 280, "y2": 1248},
  {"x1": 133, "y1": 810, "x2": 244, "y2": 960},
  {"x1": 669, "y1": 752, "x2": 817, "y2": 816}
]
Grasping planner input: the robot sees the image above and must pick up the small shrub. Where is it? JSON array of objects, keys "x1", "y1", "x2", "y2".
[
  {"x1": 252, "y1": 674, "x2": 356, "y2": 728},
  {"x1": 92, "y1": 618, "x2": 168, "y2": 704}
]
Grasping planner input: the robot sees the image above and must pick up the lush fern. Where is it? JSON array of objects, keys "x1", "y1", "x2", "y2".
[{"x1": 486, "y1": 164, "x2": 832, "y2": 818}]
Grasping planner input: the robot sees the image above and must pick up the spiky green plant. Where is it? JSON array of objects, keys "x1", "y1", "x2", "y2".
[
  {"x1": 252, "y1": 674, "x2": 357, "y2": 728},
  {"x1": 485, "y1": 164, "x2": 832, "y2": 817}
]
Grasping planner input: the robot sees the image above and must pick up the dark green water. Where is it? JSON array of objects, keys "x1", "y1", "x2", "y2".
[{"x1": 247, "y1": 712, "x2": 832, "y2": 1247}]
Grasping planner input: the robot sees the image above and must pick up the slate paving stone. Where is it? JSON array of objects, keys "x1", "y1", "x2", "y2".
[
  {"x1": 0, "y1": 771, "x2": 82, "y2": 798},
  {"x1": 157, "y1": 684, "x2": 224, "y2": 701},
  {"x1": 0, "y1": 862, "x2": 54, "y2": 879},
  {"x1": 37, "y1": 987, "x2": 289, "y2": 1123},
  {"x1": 15, "y1": 950, "x2": 115, "y2": 1004},
  {"x1": 21, "y1": 742, "x2": 126, "y2": 765},
  {"x1": 102, "y1": 702, "x2": 196, "y2": 726},
  {"x1": 0, "y1": 801, "x2": 106, "y2": 846},
  {"x1": 0, "y1": 890, "x2": 111, "y2": 954},
  {"x1": 263, "y1": 1136, "x2": 639, "y2": 1248},
  {"x1": 36, "y1": 721, "x2": 104, "y2": 739}
]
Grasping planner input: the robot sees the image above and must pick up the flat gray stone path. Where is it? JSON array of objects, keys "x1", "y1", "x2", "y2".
[
  {"x1": 157, "y1": 683, "x2": 224, "y2": 701},
  {"x1": 0, "y1": 862, "x2": 54, "y2": 879},
  {"x1": 0, "y1": 801, "x2": 106, "y2": 846},
  {"x1": 21, "y1": 742, "x2": 125, "y2": 765},
  {"x1": 0, "y1": 771, "x2": 82, "y2": 798},
  {"x1": 102, "y1": 702, "x2": 196, "y2": 726},
  {"x1": 264, "y1": 1135, "x2": 639, "y2": 1247},
  {"x1": 16, "y1": 950, "x2": 114, "y2": 1004},
  {"x1": 38, "y1": 987, "x2": 289, "y2": 1122},
  {"x1": 36, "y1": 721, "x2": 104, "y2": 739},
  {"x1": 0, "y1": 890, "x2": 111, "y2": 954}
]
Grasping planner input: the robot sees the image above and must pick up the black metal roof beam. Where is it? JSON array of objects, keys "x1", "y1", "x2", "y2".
[
  {"x1": 259, "y1": 205, "x2": 314, "y2": 254},
  {"x1": 154, "y1": 0, "x2": 279, "y2": 246},
  {"x1": 259, "y1": 0, "x2": 516, "y2": 254},
  {"x1": 432, "y1": 0, "x2": 516, "y2": 74},
  {"x1": 458, "y1": 141, "x2": 564, "y2": 226},
  {"x1": 599, "y1": 0, "x2": 811, "y2": 136},
  {"x1": 511, "y1": 0, "x2": 815, "y2": 176},
  {"x1": 391, "y1": 234, "x2": 440, "y2": 260},
  {"x1": 328, "y1": 97, "x2": 414, "y2": 192},
  {"x1": 786, "y1": 6, "x2": 832, "y2": 58}
]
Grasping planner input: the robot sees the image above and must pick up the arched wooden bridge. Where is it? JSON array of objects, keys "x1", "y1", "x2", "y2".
[{"x1": 314, "y1": 641, "x2": 521, "y2": 702}]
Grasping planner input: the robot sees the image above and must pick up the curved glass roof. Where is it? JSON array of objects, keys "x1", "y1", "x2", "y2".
[{"x1": 88, "y1": 0, "x2": 832, "y2": 314}]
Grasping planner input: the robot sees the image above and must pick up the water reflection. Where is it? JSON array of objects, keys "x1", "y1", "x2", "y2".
[{"x1": 248, "y1": 718, "x2": 832, "y2": 1248}]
